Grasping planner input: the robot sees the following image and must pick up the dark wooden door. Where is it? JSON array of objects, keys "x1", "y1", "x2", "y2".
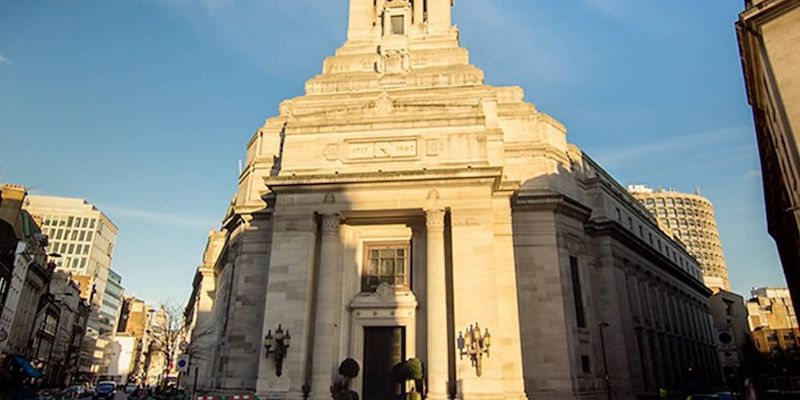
[{"x1": 363, "y1": 327, "x2": 405, "y2": 400}]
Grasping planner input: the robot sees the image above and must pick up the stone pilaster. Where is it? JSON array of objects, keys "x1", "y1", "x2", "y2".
[
  {"x1": 427, "y1": 0, "x2": 452, "y2": 34},
  {"x1": 348, "y1": 0, "x2": 374, "y2": 40},
  {"x1": 310, "y1": 214, "x2": 343, "y2": 399},
  {"x1": 425, "y1": 208, "x2": 448, "y2": 400}
]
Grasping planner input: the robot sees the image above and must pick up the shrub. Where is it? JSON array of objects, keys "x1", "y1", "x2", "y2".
[{"x1": 338, "y1": 358, "x2": 360, "y2": 378}]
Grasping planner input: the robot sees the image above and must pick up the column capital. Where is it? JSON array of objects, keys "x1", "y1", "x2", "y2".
[
  {"x1": 425, "y1": 208, "x2": 446, "y2": 229},
  {"x1": 321, "y1": 214, "x2": 341, "y2": 235}
]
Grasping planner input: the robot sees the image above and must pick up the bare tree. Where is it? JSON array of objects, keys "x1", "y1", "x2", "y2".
[
  {"x1": 146, "y1": 300, "x2": 217, "y2": 388},
  {"x1": 148, "y1": 301, "x2": 185, "y2": 386}
]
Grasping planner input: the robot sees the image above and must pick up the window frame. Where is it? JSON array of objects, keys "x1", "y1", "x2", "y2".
[{"x1": 361, "y1": 241, "x2": 411, "y2": 293}]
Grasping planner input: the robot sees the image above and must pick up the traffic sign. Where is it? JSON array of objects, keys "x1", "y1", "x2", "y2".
[{"x1": 177, "y1": 355, "x2": 190, "y2": 372}]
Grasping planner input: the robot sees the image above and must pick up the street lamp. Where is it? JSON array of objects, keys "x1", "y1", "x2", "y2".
[
  {"x1": 598, "y1": 322, "x2": 612, "y2": 400},
  {"x1": 457, "y1": 322, "x2": 491, "y2": 377},
  {"x1": 265, "y1": 324, "x2": 291, "y2": 376}
]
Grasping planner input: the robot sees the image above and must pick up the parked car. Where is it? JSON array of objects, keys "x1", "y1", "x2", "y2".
[
  {"x1": 35, "y1": 388, "x2": 60, "y2": 400},
  {"x1": 125, "y1": 384, "x2": 138, "y2": 394},
  {"x1": 686, "y1": 395, "x2": 720, "y2": 400},
  {"x1": 63, "y1": 385, "x2": 86, "y2": 399},
  {"x1": 94, "y1": 381, "x2": 117, "y2": 400},
  {"x1": 716, "y1": 392, "x2": 739, "y2": 400}
]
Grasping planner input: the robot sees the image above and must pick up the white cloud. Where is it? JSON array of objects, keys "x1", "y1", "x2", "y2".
[
  {"x1": 98, "y1": 204, "x2": 218, "y2": 230},
  {"x1": 594, "y1": 127, "x2": 746, "y2": 166},
  {"x1": 0, "y1": 54, "x2": 11, "y2": 65}
]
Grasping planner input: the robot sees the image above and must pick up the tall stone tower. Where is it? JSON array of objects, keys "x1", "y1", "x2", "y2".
[{"x1": 193, "y1": 1, "x2": 723, "y2": 399}]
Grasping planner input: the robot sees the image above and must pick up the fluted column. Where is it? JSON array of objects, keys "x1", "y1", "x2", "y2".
[
  {"x1": 310, "y1": 214, "x2": 342, "y2": 399},
  {"x1": 425, "y1": 208, "x2": 448, "y2": 400}
]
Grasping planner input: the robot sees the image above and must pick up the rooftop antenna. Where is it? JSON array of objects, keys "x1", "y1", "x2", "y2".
[
  {"x1": 238, "y1": 160, "x2": 243, "y2": 175},
  {"x1": 694, "y1": 187, "x2": 701, "y2": 195}
]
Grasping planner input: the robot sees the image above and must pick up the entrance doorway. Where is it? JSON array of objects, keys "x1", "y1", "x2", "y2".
[{"x1": 363, "y1": 327, "x2": 406, "y2": 400}]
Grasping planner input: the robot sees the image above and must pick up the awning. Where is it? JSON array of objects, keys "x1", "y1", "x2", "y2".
[{"x1": 13, "y1": 356, "x2": 44, "y2": 378}]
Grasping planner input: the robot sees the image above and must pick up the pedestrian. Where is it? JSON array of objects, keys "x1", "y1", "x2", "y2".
[{"x1": 743, "y1": 378, "x2": 757, "y2": 400}]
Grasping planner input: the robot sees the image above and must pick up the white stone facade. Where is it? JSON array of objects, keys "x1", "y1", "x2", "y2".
[{"x1": 192, "y1": 1, "x2": 722, "y2": 399}]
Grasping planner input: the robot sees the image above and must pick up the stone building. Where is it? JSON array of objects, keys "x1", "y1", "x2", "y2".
[
  {"x1": 748, "y1": 287, "x2": 798, "y2": 331},
  {"x1": 747, "y1": 287, "x2": 799, "y2": 354},
  {"x1": 0, "y1": 185, "x2": 55, "y2": 388},
  {"x1": 628, "y1": 185, "x2": 731, "y2": 291},
  {"x1": 181, "y1": 231, "x2": 225, "y2": 392},
  {"x1": 192, "y1": 1, "x2": 722, "y2": 399},
  {"x1": 116, "y1": 296, "x2": 149, "y2": 384},
  {"x1": 47, "y1": 270, "x2": 91, "y2": 386},
  {"x1": 737, "y1": 0, "x2": 800, "y2": 314},
  {"x1": 707, "y1": 290, "x2": 750, "y2": 390}
]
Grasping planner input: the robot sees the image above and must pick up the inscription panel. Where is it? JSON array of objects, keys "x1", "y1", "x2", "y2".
[{"x1": 344, "y1": 139, "x2": 419, "y2": 162}]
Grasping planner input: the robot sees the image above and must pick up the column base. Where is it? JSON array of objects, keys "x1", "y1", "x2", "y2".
[{"x1": 426, "y1": 393, "x2": 450, "y2": 400}]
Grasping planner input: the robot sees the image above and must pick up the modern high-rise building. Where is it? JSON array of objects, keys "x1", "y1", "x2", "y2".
[
  {"x1": 23, "y1": 195, "x2": 121, "y2": 378},
  {"x1": 629, "y1": 185, "x2": 731, "y2": 291},
  {"x1": 737, "y1": 0, "x2": 800, "y2": 314},
  {"x1": 188, "y1": 2, "x2": 723, "y2": 399},
  {"x1": 100, "y1": 270, "x2": 124, "y2": 335}
]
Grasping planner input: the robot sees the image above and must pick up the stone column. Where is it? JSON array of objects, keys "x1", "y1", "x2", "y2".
[
  {"x1": 425, "y1": 208, "x2": 448, "y2": 400},
  {"x1": 427, "y1": 0, "x2": 452, "y2": 34},
  {"x1": 310, "y1": 214, "x2": 342, "y2": 399},
  {"x1": 412, "y1": 0, "x2": 424, "y2": 24},
  {"x1": 348, "y1": 0, "x2": 374, "y2": 40}
]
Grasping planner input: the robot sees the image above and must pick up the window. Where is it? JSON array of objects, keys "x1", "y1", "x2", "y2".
[
  {"x1": 82, "y1": 218, "x2": 89, "y2": 228},
  {"x1": 570, "y1": 256, "x2": 586, "y2": 328},
  {"x1": 43, "y1": 313, "x2": 58, "y2": 335},
  {"x1": 79, "y1": 231, "x2": 86, "y2": 241},
  {"x1": 362, "y1": 242, "x2": 410, "y2": 292},
  {"x1": 89, "y1": 219, "x2": 96, "y2": 229},
  {"x1": 581, "y1": 355, "x2": 591, "y2": 373},
  {"x1": 391, "y1": 15, "x2": 405, "y2": 35}
]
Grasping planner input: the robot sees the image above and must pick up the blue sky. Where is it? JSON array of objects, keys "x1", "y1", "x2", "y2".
[{"x1": 0, "y1": 0, "x2": 785, "y2": 304}]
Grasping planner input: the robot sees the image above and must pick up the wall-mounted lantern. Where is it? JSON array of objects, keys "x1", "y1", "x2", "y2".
[
  {"x1": 457, "y1": 322, "x2": 491, "y2": 377},
  {"x1": 265, "y1": 324, "x2": 291, "y2": 376}
]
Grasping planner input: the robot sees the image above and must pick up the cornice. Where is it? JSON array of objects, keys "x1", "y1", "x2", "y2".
[
  {"x1": 512, "y1": 191, "x2": 593, "y2": 223},
  {"x1": 585, "y1": 220, "x2": 712, "y2": 297},
  {"x1": 265, "y1": 166, "x2": 504, "y2": 194}
]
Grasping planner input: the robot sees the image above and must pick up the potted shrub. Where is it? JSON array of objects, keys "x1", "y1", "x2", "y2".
[
  {"x1": 331, "y1": 359, "x2": 360, "y2": 400},
  {"x1": 391, "y1": 359, "x2": 425, "y2": 400}
]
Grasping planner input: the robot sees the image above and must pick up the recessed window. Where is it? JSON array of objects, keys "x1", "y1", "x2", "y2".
[
  {"x1": 391, "y1": 15, "x2": 405, "y2": 35},
  {"x1": 581, "y1": 355, "x2": 591, "y2": 373},
  {"x1": 570, "y1": 256, "x2": 586, "y2": 328},
  {"x1": 362, "y1": 242, "x2": 410, "y2": 292}
]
